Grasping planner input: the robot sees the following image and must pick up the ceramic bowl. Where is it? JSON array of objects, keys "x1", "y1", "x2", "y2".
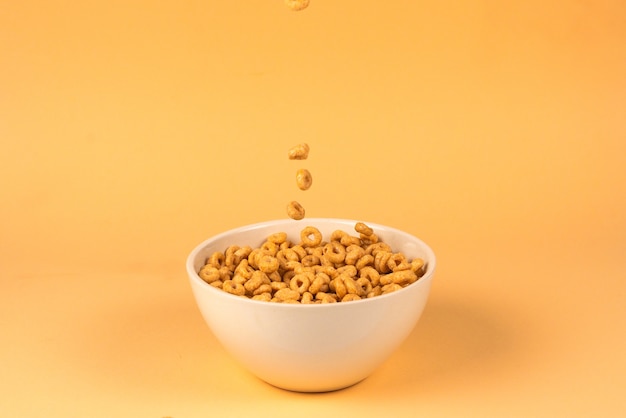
[{"x1": 186, "y1": 218, "x2": 436, "y2": 392}]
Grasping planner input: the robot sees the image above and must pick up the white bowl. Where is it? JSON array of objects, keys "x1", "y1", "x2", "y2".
[{"x1": 186, "y1": 218, "x2": 436, "y2": 392}]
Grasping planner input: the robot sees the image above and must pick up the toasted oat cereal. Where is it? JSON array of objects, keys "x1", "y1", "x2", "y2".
[
  {"x1": 199, "y1": 223, "x2": 426, "y2": 303},
  {"x1": 285, "y1": 0, "x2": 310, "y2": 12},
  {"x1": 287, "y1": 143, "x2": 310, "y2": 160},
  {"x1": 296, "y1": 168, "x2": 312, "y2": 191},
  {"x1": 286, "y1": 201, "x2": 305, "y2": 220}
]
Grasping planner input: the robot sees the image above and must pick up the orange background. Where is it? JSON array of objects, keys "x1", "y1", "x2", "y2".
[{"x1": 1, "y1": 1, "x2": 625, "y2": 416}]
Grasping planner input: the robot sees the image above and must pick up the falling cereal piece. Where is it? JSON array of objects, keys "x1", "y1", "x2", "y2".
[
  {"x1": 286, "y1": 201, "x2": 305, "y2": 220},
  {"x1": 296, "y1": 168, "x2": 312, "y2": 191},
  {"x1": 285, "y1": 0, "x2": 310, "y2": 11},
  {"x1": 287, "y1": 143, "x2": 310, "y2": 160}
]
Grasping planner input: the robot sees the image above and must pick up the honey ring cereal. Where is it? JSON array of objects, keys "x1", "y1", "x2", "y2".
[
  {"x1": 223, "y1": 280, "x2": 246, "y2": 296},
  {"x1": 285, "y1": 0, "x2": 310, "y2": 11},
  {"x1": 296, "y1": 168, "x2": 313, "y2": 191},
  {"x1": 199, "y1": 265, "x2": 221, "y2": 284},
  {"x1": 199, "y1": 222, "x2": 426, "y2": 303},
  {"x1": 267, "y1": 232, "x2": 288, "y2": 244},
  {"x1": 290, "y1": 273, "x2": 312, "y2": 294},
  {"x1": 208, "y1": 252, "x2": 224, "y2": 268},
  {"x1": 301, "y1": 254, "x2": 321, "y2": 267},
  {"x1": 355, "y1": 222, "x2": 373, "y2": 236},
  {"x1": 301, "y1": 226, "x2": 322, "y2": 247},
  {"x1": 253, "y1": 283, "x2": 273, "y2": 296},
  {"x1": 287, "y1": 143, "x2": 310, "y2": 159},
  {"x1": 258, "y1": 254, "x2": 279, "y2": 274},
  {"x1": 323, "y1": 241, "x2": 346, "y2": 264},
  {"x1": 287, "y1": 201, "x2": 305, "y2": 220},
  {"x1": 341, "y1": 294, "x2": 361, "y2": 302}
]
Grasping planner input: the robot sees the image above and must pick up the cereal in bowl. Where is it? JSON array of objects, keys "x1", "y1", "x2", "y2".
[{"x1": 198, "y1": 222, "x2": 426, "y2": 303}]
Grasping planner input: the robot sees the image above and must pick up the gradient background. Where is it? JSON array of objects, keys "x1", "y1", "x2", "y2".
[{"x1": 1, "y1": 1, "x2": 625, "y2": 416}]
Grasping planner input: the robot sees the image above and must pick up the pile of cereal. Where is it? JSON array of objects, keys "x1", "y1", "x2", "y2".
[{"x1": 198, "y1": 222, "x2": 426, "y2": 303}]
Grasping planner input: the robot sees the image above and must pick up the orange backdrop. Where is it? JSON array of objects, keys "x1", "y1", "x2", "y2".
[{"x1": 1, "y1": 1, "x2": 625, "y2": 417}]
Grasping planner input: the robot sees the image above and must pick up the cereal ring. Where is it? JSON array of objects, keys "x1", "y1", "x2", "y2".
[
  {"x1": 367, "y1": 286, "x2": 382, "y2": 298},
  {"x1": 355, "y1": 254, "x2": 374, "y2": 270},
  {"x1": 356, "y1": 277, "x2": 373, "y2": 295},
  {"x1": 258, "y1": 254, "x2": 279, "y2": 274},
  {"x1": 382, "y1": 283, "x2": 403, "y2": 294},
  {"x1": 260, "y1": 241, "x2": 279, "y2": 256},
  {"x1": 330, "y1": 276, "x2": 348, "y2": 300},
  {"x1": 411, "y1": 258, "x2": 426, "y2": 275},
  {"x1": 301, "y1": 254, "x2": 321, "y2": 267},
  {"x1": 386, "y1": 253, "x2": 409, "y2": 271},
  {"x1": 340, "y1": 234, "x2": 361, "y2": 247},
  {"x1": 359, "y1": 266, "x2": 381, "y2": 287},
  {"x1": 199, "y1": 265, "x2": 221, "y2": 284},
  {"x1": 287, "y1": 200, "x2": 305, "y2": 221},
  {"x1": 207, "y1": 251, "x2": 224, "y2": 268},
  {"x1": 224, "y1": 245, "x2": 240, "y2": 267},
  {"x1": 355, "y1": 222, "x2": 373, "y2": 236},
  {"x1": 234, "y1": 259, "x2": 254, "y2": 280},
  {"x1": 252, "y1": 293, "x2": 272, "y2": 302},
  {"x1": 291, "y1": 244, "x2": 308, "y2": 260},
  {"x1": 218, "y1": 266, "x2": 233, "y2": 281},
  {"x1": 232, "y1": 274, "x2": 247, "y2": 285},
  {"x1": 274, "y1": 288, "x2": 301, "y2": 301},
  {"x1": 330, "y1": 230, "x2": 348, "y2": 242},
  {"x1": 301, "y1": 292, "x2": 315, "y2": 304},
  {"x1": 244, "y1": 270, "x2": 270, "y2": 293},
  {"x1": 316, "y1": 292, "x2": 337, "y2": 303},
  {"x1": 323, "y1": 241, "x2": 346, "y2": 264},
  {"x1": 374, "y1": 251, "x2": 392, "y2": 273},
  {"x1": 360, "y1": 233, "x2": 379, "y2": 245},
  {"x1": 298, "y1": 267, "x2": 315, "y2": 278},
  {"x1": 223, "y1": 280, "x2": 246, "y2": 296},
  {"x1": 287, "y1": 143, "x2": 310, "y2": 159},
  {"x1": 284, "y1": 0, "x2": 310, "y2": 11},
  {"x1": 313, "y1": 264, "x2": 336, "y2": 278},
  {"x1": 344, "y1": 245, "x2": 365, "y2": 265},
  {"x1": 209, "y1": 280, "x2": 223, "y2": 289},
  {"x1": 233, "y1": 246, "x2": 253, "y2": 264},
  {"x1": 290, "y1": 272, "x2": 312, "y2": 294},
  {"x1": 271, "y1": 281, "x2": 288, "y2": 292},
  {"x1": 310, "y1": 246, "x2": 324, "y2": 258},
  {"x1": 296, "y1": 168, "x2": 313, "y2": 191},
  {"x1": 253, "y1": 283, "x2": 273, "y2": 296},
  {"x1": 267, "y1": 232, "x2": 288, "y2": 244},
  {"x1": 300, "y1": 226, "x2": 322, "y2": 247},
  {"x1": 287, "y1": 201, "x2": 305, "y2": 220},
  {"x1": 341, "y1": 294, "x2": 361, "y2": 302},
  {"x1": 342, "y1": 275, "x2": 360, "y2": 295},
  {"x1": 268, "y1": 271, "x2": 282, "y2": 282},
  {"x1": 283, "y1": 260, "x2": 302, "y2": 271},
  {"x1": 294, "y1": 264, "x2": 314, "y2": 275},
  {"x1": 336, "y1": 265, "x2": 357, "y2": 278},
  {"x1": 247, "y1": 249, "x2": 262, "y2": 268},
  {"x1": 365, "y1": 242, "x2": 392, "y2": 256},
  {"x1": 385, "y1": 269, "x2": 417, "y2": 285},
  {"x1": 309, "y1": 272, "x2": 331, "y2": 294},
  {"x1": 277, "y1": 248, "x2": 298, "y2": 268},
  {"x1": 282, "y1": 270, "x2": 297, "y2": 283}
]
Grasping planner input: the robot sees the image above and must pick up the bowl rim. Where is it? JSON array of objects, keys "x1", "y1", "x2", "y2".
[{"x1": 186, "y1": 218, "x2": 436, "y2": 309}]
